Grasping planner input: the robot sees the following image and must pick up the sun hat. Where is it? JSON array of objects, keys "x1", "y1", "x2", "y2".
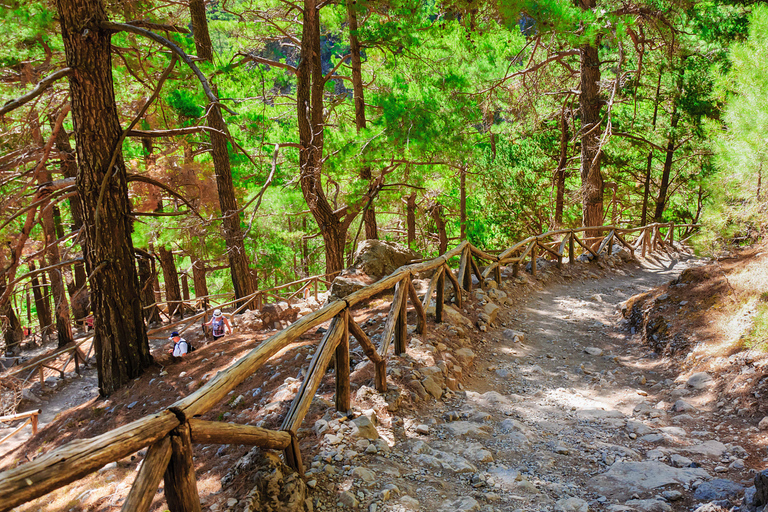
[{"x1": 213, "y1": 309, "x2": 222, "y2": 317}]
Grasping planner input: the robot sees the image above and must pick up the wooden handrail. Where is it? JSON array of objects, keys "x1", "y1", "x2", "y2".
[{"x1": 0, "y1": 223, "x2": 697, "y2": 512}]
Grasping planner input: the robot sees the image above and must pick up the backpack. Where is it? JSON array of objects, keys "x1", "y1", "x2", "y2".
[{"x1": 187, "y1": 341, "x2": 196, "y2": 352}]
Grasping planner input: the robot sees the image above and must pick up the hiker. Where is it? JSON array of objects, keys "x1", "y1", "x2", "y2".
[
  {"x1": 204, "y1": 309, "x2": 232, "y2": 340},
  {"x1": 168, "y1": 331, "x2": 189, "y2": 361}
]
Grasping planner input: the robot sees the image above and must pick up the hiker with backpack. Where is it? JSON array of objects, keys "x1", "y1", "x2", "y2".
[
  {"x1": 204, "y1": 309, "x2": 232, "y2": 340},
  {"x1": 168, "y1": 331, "x2": 190, "y2": 362}
]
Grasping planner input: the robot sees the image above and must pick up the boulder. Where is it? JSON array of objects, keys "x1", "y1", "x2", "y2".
[
  {"x1": 753, "y1": 469, "x2": 768, "y2": 507},
  {"x1": 455, "y1": 348, "x2": 476, "y2": 367},
  {"x1": 260, "y1": 303, "x2": 300, "y2": 328},
  {"x1": 328, "y1": 273, "x2": 371, "y2": 299},
  {"x1": 687, "y1": 372, "x2": 713, "y2": 390},
  {"x1": 587, "y1": 461, "x2": 711, "y2": 500},
  {"x1": 237, "y1": 310, "x2": 263, "y2": 331},
  {"x1": 693, "y1": 479, "x2": 744, "y2": 501},
  {"x1": 482, "y1": 302, "x2": 500, "y2": 324},
  {"x1": 352, "y1": 415, "x2": 380, "y2": 440},
  {"x1": 350, "y1": 239, "x2": 421, "y2": 280}
]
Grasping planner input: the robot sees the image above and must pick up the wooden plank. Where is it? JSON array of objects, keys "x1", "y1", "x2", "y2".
[
  {"x1": 163, "y1": 423, "x2": 201, "y2": 512},
  {"x1": 442, "y1": 265, "x2": 462, "y2": 308},
  {"x1": 0, "y1": 409, "x2": 41, "y2": 422},
  {"x1": 0, "y1": 410, "x2": 180, "y2": 512},
  {"x1": 537, "y1": 241, "x2": 560, "y2": 259},
  {"x1": 469, "y1": 254, "x2": 484, "y2": 288},
  {"x1": 283, "y1": 431, "x2": 304, "y2": 477},
  {"x1": 421, "y1": 266, "x2": 442, "y2": 312},
  {"x1": 347, "y1": 317, "x2": 383, "y2": 365},
  {"x1": 0, "y1": 418, "x2": 32, "y2": 446},
  {"x1": 379, "y1": 279, "x2": 407, "y2": 358},
  {"x1": 573, "y1": 234, "x2": 597, "y2": 258},
  {"x1": 469, "y1": 245, "x2": 498, "y2": 262},
  {"x1": 172, "y1": 301, "x2": 345, "y2": 418},
  {"x1": 188, "y1": 419, "x2": 291, "y2": 449},
  {"x1": 406, "y1": 275, "x2": 426, "y2": 336},
  {"x1": 614, "y1": 232, "x2": 634, "y2": 257},
  {"x1": 597, "y1": 231, "x2": 615, "y2": 256},
  {"x1": 281, "y1": 317, "x2": 344, "y2": 433},
  {"x1": 335, "y1": 310, "x2": 350, "y2": 413},
  {"x1": 457, "y1": 247, "x2": 469, "y2": 291},
  {"x1": 121, "y1": 436, "x2": 172, "y2": 512},
  {"x1": 394, "y1": 279, "x2": 408, "y2": 356},
  {"x1": 436, "y1": 269, "x2": 445, "y2": 324},
  {"x1": 347, "y1": 316, "x2": 386, "y2": 392}
]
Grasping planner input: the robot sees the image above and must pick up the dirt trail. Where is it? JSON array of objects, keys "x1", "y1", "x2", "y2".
[{"x1": 302, "y1": 250, "x2": 761, "y2": 512}]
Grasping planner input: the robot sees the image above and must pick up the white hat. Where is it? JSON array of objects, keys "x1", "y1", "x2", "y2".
[{"x1": 213, "y1": 309, "x2": 222, "y2": 317}]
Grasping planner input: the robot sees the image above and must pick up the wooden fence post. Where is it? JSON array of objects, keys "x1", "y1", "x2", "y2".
[
  {"x1": 641, "y1": 228, "x2": 647, "y2": 258},
  {"x1": 335, "y1": 310, "x2": 350, "y2": 414},
  {"x1": 436, "y1": 271, "x2": 445, "y2": 323},
  {"x1": 569, "y1": 233, "x2": 575, "y2": 264},
  {"x1": 530, "y1": 243, "x2": 537, "y2": 276},
  {"x1": 163, "y1": 423, "x2": 202, "y2": 512},
  {"x1": 122, "y1": 436, "x2": 172, "y2": 512},
  {"x1": 494, "y1": 263, "x2": 501, "y2": 284},
  {"x1": 394, "y1": 279, "x2": 408, "y2": 355}
]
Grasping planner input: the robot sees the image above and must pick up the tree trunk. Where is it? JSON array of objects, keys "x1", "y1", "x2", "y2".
[
  {"x1": 137, "y1": 254, "x2": 162, "y2": 324},
  {"x1": 579, "y1": 0, "x2": 603, "y2": 236},
  {"x1": 40, "y1": 169, "x2": 73, "y2": 348},
  {"x1": 29, "y1": 261, "x2": 53, "y2": 344},
  {"x1": 51, "y1": 110, "x2": 90, "y2": 326},
  {"x1": 347, "y1": 1, "x2": 378, "y2": 241},
  {"x1": 189, "y1": 0, "x2": 213, "y2": 61},
  {"x1": 1, "y1": 277, "x2": 23, "y2": 356},
  {"x1": 157, "y1": 246, "x2": 182, "y2": 318},
  {"x1": 191, "y1": 254, "x2": 209, "y2": 308},
  {"x1": 181, "y1": 274, "x2": 190, "y2": 301},
  {"x1": 188, "y1": 3, "x2": 256, "y2": 308},
  {"x1": 641, "y1": 70, "x2": 663, "y2": 226},
  {"x1": 460, "y1": 165, "x2": 467, "y2": 239},
  {"x1": 56, "y1": 0, "x2": 152, "y2": 395},
  {"x1": 653, "y1": 93, "x2": 681, "y2": 222},
  {"x1": 406, "y1": 193, "x2": 417, "y2": 246},
  {"x1": 429, "y1": 203, "x2": 448, "y2": 255},
  {"x1": 554, "y1": 109, "x2": 570, "y2": 226},
  {"x1": 297, "y1": 0, "x2": 350, "y2": 276}
]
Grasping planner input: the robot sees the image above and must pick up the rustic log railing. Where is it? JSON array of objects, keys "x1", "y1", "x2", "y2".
[
  {"x1": 0, "y1": 222, "x2": 696, "y2": 512},
  {"x1": 0, "y1": 409, "x2": 40, "y2": 446}
]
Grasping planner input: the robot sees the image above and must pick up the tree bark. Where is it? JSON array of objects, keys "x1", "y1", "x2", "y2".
[
  {"x1": 554, "y1": 109, "x2": 570, "y2": 226},
  {"x1": 39, "y1": 169, "x2": 73, "y2": 348},
  {"x1": 157, "y1": 246, "x2": 182, "y2": 318},
  {"x1": 406, "y1": 193, "x2": 417, "y2": 246},
  {"x1": 579, "y1": 0, "x2": 603, "y2": 236},
  {"x1": 191, "y1": 254, "x2": 209, "y2": 308},
  {"x1": 137, "y1": 253, "x2": 162, "y2": 324},
  {"x1": 1, "y1": 277, "x2": 23, "y2": 356},
  {"x1": 29, "y1": 261, "x2": 53, "y2": 344},
  {"x1": 189, "y1": 0, "x2": 213, "y2": 61},
  {"x1": 56, "y1": 0, "x2": 152, "y2": 395},
  {"x1": 429, "y1": 203, "x2": 448, "y2": 255},
  {"x1": 51, "y1": 110, "x2": 90, "y2": 326},
  {"x1": 460, "y1": 165, "x2": 468, "y2": 239}
]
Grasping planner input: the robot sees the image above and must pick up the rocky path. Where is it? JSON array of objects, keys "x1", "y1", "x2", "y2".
[{"x1": 287, "y1": 250, "x2": 762, "y2": 512}]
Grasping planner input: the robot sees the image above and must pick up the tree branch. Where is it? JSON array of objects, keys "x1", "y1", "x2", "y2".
[
  {"x1": 100, "y1": 21, "x2": 237, "y2": 115},
  {"x1": 126, "y1": 174, "x2": 205, "y2": 221},
  {"x1": 0, "y1": 68, "x2": 71, "y2": 116}
]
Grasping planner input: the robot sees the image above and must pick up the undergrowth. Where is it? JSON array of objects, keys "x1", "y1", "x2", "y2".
[{"x1": 745, "y1": 294, "x2": 768, "y2": 352}]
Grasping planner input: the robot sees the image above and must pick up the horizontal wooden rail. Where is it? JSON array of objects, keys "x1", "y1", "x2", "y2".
[{"x1": 188, "y1": 419, "x2": 291, "y2": 449}]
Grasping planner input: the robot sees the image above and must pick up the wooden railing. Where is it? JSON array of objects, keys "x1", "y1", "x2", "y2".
[
  {"x1": 0, "y1": 409, "x2": 40, "y2": 447},
  {"x1": 0, "y1": 222, "x2": 696, "y2": 512}
]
